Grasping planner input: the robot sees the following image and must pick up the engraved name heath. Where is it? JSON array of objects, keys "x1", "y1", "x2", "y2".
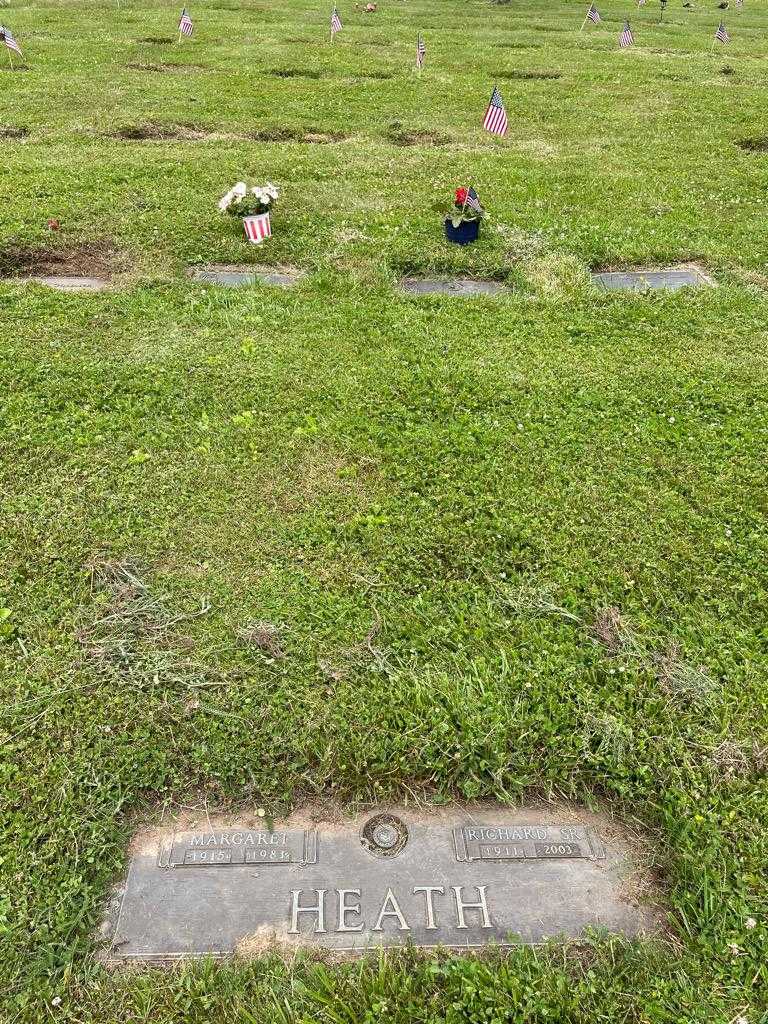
[{"x1": 288, "y1": 886, "x2": 493, "y2": 934}]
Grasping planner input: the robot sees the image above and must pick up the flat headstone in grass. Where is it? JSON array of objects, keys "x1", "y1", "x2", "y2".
[
  {"x1": 190, "y1": 265, "x2": 304, "y2": 288},
  {"x1": 17, "y1": 275, "x2": 110, "y2": 292},
  {"x1": 591, "y1": 266, "x2": 714, "y2": 293},
  {"x1": 400, "y1": 277, "x2": 507, "y2": 297},
  {"x1": 102, "y1": 808, "x2": 660, "y2": 960}
]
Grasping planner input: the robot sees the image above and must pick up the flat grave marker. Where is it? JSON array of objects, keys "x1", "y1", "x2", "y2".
[
  {"x1": 190, "y1": 265, "x2": 304, "y2": 288},
  {"x1": 400, "y1": 277, "x2": 507, "y2": 298},
  {"x1": 103, "y1": 807, "x2": 660, "y2": 960},
  {"x1": 592, "y1": 266, "x2": 714, "y2": 293},
  {"x1": 15, "y1": 275, "x2": 110, "y2": 292}
]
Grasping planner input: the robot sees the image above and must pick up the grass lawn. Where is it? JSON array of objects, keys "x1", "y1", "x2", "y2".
[{"x1": 2, "y1": 0, "x2": 768, "y2": 1019}]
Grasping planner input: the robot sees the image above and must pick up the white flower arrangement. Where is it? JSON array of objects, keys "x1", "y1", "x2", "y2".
[{"x1": 218, "y1": 181, "x2": 279, "y2": 217}]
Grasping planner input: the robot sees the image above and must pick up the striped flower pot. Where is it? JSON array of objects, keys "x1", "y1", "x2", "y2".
[{"x1": 243, "y1": 212, "x2": 271, "y2": 244}]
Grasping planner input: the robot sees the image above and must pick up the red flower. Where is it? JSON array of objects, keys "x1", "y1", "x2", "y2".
[{"x1": 454, "y1": 187, "x2": 467, "y2": 205}]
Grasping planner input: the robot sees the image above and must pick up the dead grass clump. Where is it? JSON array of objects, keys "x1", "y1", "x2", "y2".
[
  {"x1": 77, "y1": 557, "x2": 210, "y2": 677},
  {"x1": 708, "y1": 740, "x2": 768, "y2": 783},
  {"x1": 0, "y1": 240, "x2": 124, "y2": 279},
  {"x1": 653, "y1": 641, "x2": 716, "y2": 706},
  {"x1": 590, "y1": 606, "x2": 628, "y2": 656},
  {"x1": 581, "y1": 713, "x2": 633, "y2": 762},
  {"x1": 0, "y1": 125, "x2": 29, "y2": 138},
  {"x1": 237, "y1": 621, "x2": 285, "y2": 660},
  {"x1": 499, "y1": 580, "x2": 582, "y2": 624}
]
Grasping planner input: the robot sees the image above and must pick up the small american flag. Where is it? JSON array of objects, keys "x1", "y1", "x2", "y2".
[
  {"x1": 0, "y1": 25, "x2": 22, "y2": 56},
  {"x1": 416, "y1": 33, "x2": 426, "y2": 69},
  {"x1": 619, "y1": 20, "x2": 634, "y2": 46},
  {"x1": 464, "y1": 187, "x2": 482, "y2": 214},
  {"x1": 179, "y1": 7, "x2": 193, "y2": 36},
  {"x1": 715, "y1": 21, "x2": 729, "y2": 42},
  {"x1": 483, "y1": 85, "x2": 508, "y2": 137},
  {"x1": 331, "y1": 7, "x2": 342, "y2": 36},
  {"x1": 586, "y1": 4, "x2": 601, "y2": 23}
]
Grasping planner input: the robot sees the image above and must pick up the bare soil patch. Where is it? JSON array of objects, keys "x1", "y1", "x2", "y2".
[
  {"x1": 0, "y1": 240, "x2": 125, "y2": 280},
  {"x1": 386, "y1": 123, "x2": 452, "y2": 147},
  {"x1": 111, "y1": 123, "x2": 221, "y2": 141},
  {"x1": 249, "y1": 126, "x2": 348, "y2": 143},
  {"x1": 498, "y1": 69, "x2": 562, "y2": 80},
  {"x1": 0, "y1": 125, "x2": 29, "y2": 138},
  {"x1": 269, "y1": 67, "x2": 322, "y2": 79},
  {"x1": 736, "y1": 137, "x2": 768, "y2": 152},
  {"x1": 126, "y1": 61, "x2": 205, "y2": 73}
]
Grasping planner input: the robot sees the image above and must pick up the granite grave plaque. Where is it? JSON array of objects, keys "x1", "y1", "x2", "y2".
[
  {"x1": 399, "y1": 277, "x2": 507, "y2": 297},
  {"x1": 20, "y1": 276, "x2": 110, "y2": 292},
  {"x1": 190, "y1": 265, "x2": 304, "y2": 288},
  {"x1": 104, "y1": 809, "x2": 658, "y2": 960},
  {"x1": 591, "y1": 266, "x2": 713, "y2": 293}
]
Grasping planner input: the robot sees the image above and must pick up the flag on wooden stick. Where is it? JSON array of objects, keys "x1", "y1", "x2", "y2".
[
  {"x1": 416, "y1": 33, "x2": 426, "y2": 70},
  {"x1": 331, "y1": 6, "x2": 342, "y2": 39},
  {"x1": 580, "y1": 4, "x2": 600, "y2": 31},
  {"x1": 178, "y1": 7, "x2": 193, "y2": 37},
  {"x1": 483, "y1": 85, "x2": 508, "y2": 136},
  {"x1": 619, "y1": 20, "x2": 634, "y2": 46},
  {"x1": 714, "y1": 20, "x2": 730, "y2": 42},
  {"x1": 0, "y1": 25, "x2": 23, "y2": 57}
]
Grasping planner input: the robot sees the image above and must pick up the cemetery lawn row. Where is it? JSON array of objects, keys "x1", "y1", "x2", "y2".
[{"x1": 2, "y1": 0, "x2": 767, "y2": 1020}]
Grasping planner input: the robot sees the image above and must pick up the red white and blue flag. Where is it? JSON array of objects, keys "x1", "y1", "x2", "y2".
[
  {"x1": 179, "y1": 7, "x2": 193, "y2": 36},
  {"x1": 0, "y1": 25, "x2": 23, "y2": 56},
  {"x1": 586, "y1": 4, "x2": 601, "y2": 24},
  {"x1": 483, "y1": 86, "x2": 508, "y2": 137},
  {"x1": 619, "y1": 20, "x2": 634, "y2": 46},
  {"x1": 465, "y1": 187, "x2": 482, "y2": 214},
  {"x1": 331, "y1": 7, "x2": 342, "y2": 36},
  {"x1": 416, "y1": 33, "x2": 426, "y2": 69},
  {"x1": 715, "y1": 21, "x2": 729, "y2": 42}
]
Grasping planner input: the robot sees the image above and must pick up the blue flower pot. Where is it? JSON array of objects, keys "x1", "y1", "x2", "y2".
[{"x1": 444, "y1": 217, "x2": 480, "y2": 245}]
